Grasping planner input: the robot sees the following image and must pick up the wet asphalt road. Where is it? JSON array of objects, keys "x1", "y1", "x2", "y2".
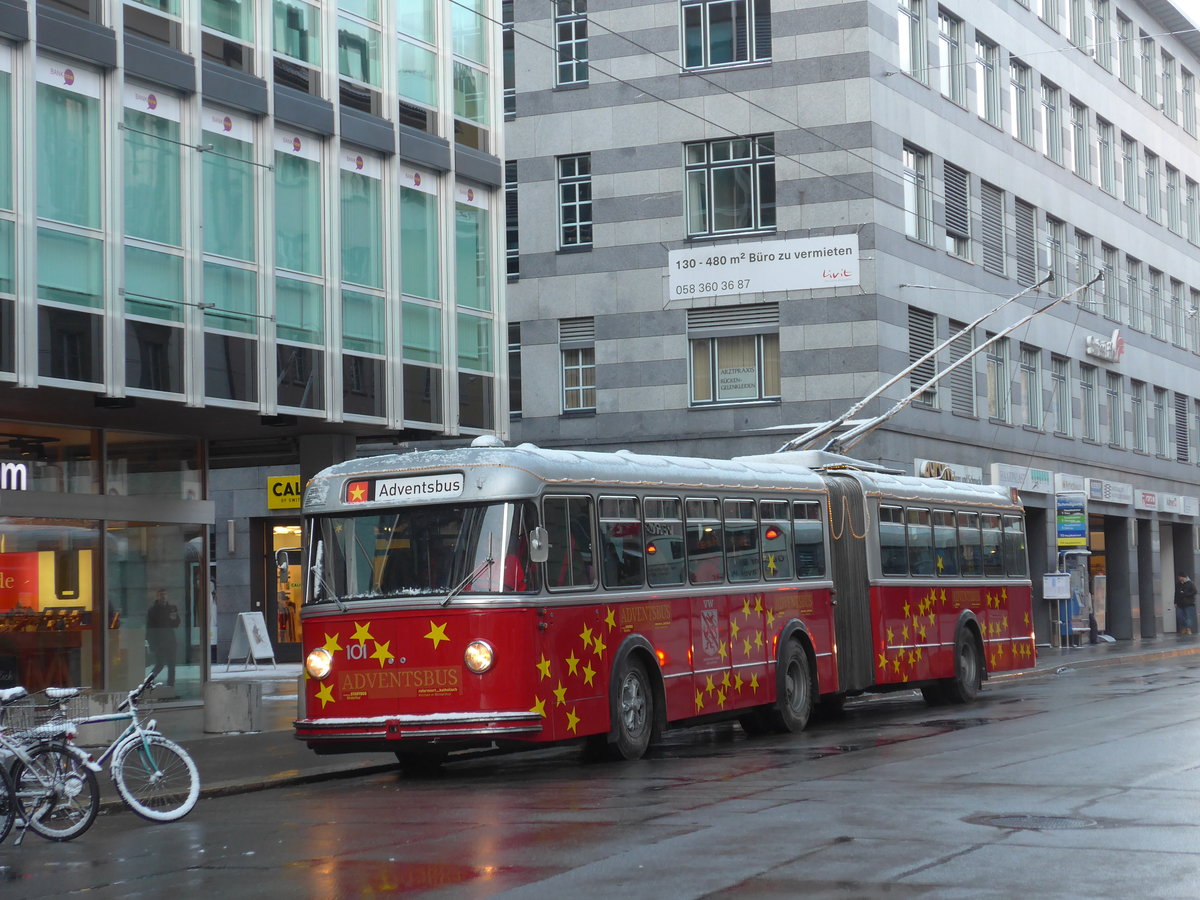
[{"x1": 5, "y1": 658, "x2": 1200, "y2": 899}]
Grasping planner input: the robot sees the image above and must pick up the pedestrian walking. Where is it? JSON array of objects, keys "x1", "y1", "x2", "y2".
[
  {"x1": 1175, "y1": 573, "x2": 1197, "y2": 635},
  {"x1": 146, "y1": 588, "x2": 180, "y2": 687}
]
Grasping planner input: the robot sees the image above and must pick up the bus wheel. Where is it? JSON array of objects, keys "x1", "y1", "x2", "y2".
[
  {"x1": 944, "y1": 630, "x2": 982, "y2": 704},
  {"x1": 767, "y1": 640, "x2": 814, "y2": 734},
  {"x1": 611, "y1": 656, "x2": 654, "y2": 760}
]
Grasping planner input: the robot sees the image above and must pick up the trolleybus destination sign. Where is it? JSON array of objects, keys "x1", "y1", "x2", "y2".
[
  {"x1": 345, "y1": 473, "x2": 465, "y2": 504},
  {"x1": 668, "y1": 234, "x2": 860, "y2": 299}
]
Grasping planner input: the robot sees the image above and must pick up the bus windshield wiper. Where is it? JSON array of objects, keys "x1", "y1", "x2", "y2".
[
  {"x1": 311, "y1": 541, "x2": 347, "y2": 612},
  {"x1": 441, "y1": 538, "x2": 493, "y2": 607}
]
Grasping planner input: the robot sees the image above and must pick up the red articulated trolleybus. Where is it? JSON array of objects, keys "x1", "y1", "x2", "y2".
[{"x1": 294, "y1": 441, "x2": 1034, "y2": 766}]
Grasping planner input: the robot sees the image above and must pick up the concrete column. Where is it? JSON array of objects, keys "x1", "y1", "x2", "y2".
[
  {"x1": 298, "y1": 434, "x2": 356, "y2": 488},
  {"x1": 1138, "y1": 518, "x2": 1157, "y2": 638},
  {"x1": 1104, "y1": 516, "x2": 1132, "y2": 639},
  {"x1": 1026, "y1": 506, "x2": 1053, "y2": 643}
]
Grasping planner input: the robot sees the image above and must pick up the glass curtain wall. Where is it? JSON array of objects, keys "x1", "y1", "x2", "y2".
[{"x1": 340, "y1": 148, "x2": 385, "y2": 418}]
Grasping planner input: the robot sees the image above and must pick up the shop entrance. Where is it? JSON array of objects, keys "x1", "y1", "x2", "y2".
[{"x1": 255, "y1": 519, "x2": 302, "y2": 662}]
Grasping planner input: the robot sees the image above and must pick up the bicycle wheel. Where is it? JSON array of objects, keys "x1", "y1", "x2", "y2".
[
  {"x1": 111, "y1": 733, "x2": 200, "y2": 822},
  {"x1": 12, "y1": 744, "x2": 100, "y2": 841},
  {"x1": 0, "y1": 761, "x2": 15, "y2": 844}
]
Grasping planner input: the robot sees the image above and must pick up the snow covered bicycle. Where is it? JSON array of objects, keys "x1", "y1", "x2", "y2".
[
  {"x1": 63, "y1": 672, "x2": 200, "y2": 823},
  {"x1": 0, "y1": 686, "x2": 101, "y2": 844}
]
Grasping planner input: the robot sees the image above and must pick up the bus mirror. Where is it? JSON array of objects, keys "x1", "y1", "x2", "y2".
[{"x1": 528, "y1": 526, "x2": 550, "y2": 564}]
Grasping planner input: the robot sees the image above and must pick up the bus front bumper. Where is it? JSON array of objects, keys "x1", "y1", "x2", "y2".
[{"x1": 294, "y1": 709, "x2": 545, "y2": 744}]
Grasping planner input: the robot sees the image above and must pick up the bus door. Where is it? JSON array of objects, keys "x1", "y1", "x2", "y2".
[{"x1": 821, "y1": 473, "x2": 873, "y2": 692}]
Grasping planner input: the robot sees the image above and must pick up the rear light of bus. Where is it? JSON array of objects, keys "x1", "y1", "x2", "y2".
[
  {"x1": 305, "y1": 647, "x2": 333, "y2": 680},
  {"x1": 464, "y1": 639, "x2": 495, "y2": 674}
]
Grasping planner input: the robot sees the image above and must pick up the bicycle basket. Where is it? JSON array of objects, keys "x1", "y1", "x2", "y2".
[{"x1": 1, "y1": 693, "x2": 89, "y2": 742}]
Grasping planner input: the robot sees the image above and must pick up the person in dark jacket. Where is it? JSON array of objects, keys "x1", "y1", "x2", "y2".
[
  {"x1": 146, "y1": 589, "x2": 180, "y2": 686},
  {"x1": 1175, "y1": 574, "x2": 1197, "y2": 635}
]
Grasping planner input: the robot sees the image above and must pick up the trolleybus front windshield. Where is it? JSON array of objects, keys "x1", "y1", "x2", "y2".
[{"x1": 306, "y1": 501, "x2": 537, "y2": 604}]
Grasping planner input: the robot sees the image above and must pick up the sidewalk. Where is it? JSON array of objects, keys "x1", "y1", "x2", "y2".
[{"x1": 96, "y1": 635, "x2": 1200, "y2": 808}]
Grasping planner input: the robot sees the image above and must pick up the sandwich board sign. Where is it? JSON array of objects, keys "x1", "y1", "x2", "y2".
[{"x1": 225, "y1": 611, "x2": 277, "y2": 670}]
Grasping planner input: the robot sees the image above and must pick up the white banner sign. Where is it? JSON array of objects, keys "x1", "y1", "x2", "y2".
[
  {"x1": 990, "y1": 463, "x2": 1052, "y2": 494},
  {"x1": 668, "y1": 235, "x2": 860, "y2": 300}
]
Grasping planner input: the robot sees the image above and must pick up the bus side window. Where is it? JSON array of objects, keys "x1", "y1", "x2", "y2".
[
  {"x1": 879, "y1": 505, "x2": 907, "y2": 576},
  {"x1": 686, "y1": 498, "x2": 724, "y2": 584},
  {"x1": 933, "y1": 510, "x2": 958, "y2": 576},
  {"x1": 906, "y1": 508, "x2": 934, "y2": 575},
  {"x1": 957, "y1": 511, "x2": 981, "y2": 576},
  {"x1": 981, "y1": 514, "x2": 1004, "y2": 576},
  {"x1": 1003, "y1": 515, "x2": 1029, "y2": 577},
  {"x1": 793, "y1": 500, "x2": 825, "y2": 577},
  {"x1": 543, "y1": 495, "x2": 596, "y2": 590},
  {"x1": 760, "y1": 499, "x2": 793, "y2": 580},
  {"x1": 599, "y1": 496, "x2": 644, "y2": 589},
  {"x1": 645, "y1": 497, "x2": 685, "y2": 586},
  {"x1": 724, "y1": 499, "x2": 759, "y2": 583}
]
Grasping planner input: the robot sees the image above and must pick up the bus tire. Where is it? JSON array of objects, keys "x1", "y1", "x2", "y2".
[
  {"x1": 766, "y1": 640, "x2": 814, "y2": 734},
  {"x1": 610, "y1": 656, "x2": 654, "y2": 760},
  {"x1": 943, "y1": 629, "x2": 982, "y2": 704}
]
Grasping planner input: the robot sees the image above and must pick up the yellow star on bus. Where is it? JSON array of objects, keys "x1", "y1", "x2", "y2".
[
  {"x1": 718, "y1": 641, "x2": 728, "y2": 661},
  {"x1": 351, "y1": 622, "x2": 374, "y2": 644},
  {"x1": 695, "y1": 689, "x2": 705, "y2": 711},
  {"x1": 604, "y1": 607, "x2": 616, "y2": 630},
  {"x1": 716, "y1": 688, "x2": 727, "y2": 708},
  {"x1": 766, "y1": 554, "x2": 777, "y2": 574},
  {"x1": 705, "y1": 675, "x2": 715, "y2": 695},
  {"x1": 553, "y1": 681, "x2": 568, "y2": 706},
  {"x1": 766, "y1": 609, "x2": 775, "y2": 628},
  {"x1": 566, "y1": 707, "x2": 580, "y2": 733},
  {"x1": 371, "y1": 640, "x2": 392, "y2": 668},
  {"x1": 424, "y1": 621, "x2": 449, "y2": 649},
  {"x1": 754, "y1": 596, "x2": 764, "y2": 613},
  {"x1": 530, "y1": 696, "x2": 546, "y2": 718},
  {"x1": 348, "y1": 483, "x2": 367, "y2": 502},
  {"x1": 733, "y1": 673, "x2": 744, "y2": 692},
  {"x1": 322, "y1": 633, "x2": 342, "y2": 654},
  {"x1": 565, "y1": 651, "x2": 580, "y2": 675},
  {"x1": 877, "y1": 651, "x2": 888, "y2": 670},
  {"x1": 582, "y1": 662, "x2": 596, "y2": 686},
  {"x1": 754, "y1": 631, "x2": 763, "y2": 649},
  {"x1": 721, "y1": 671, "x2": 731, "y2": 689},
  {"x1": 731, "y1": 619, "x2": 741, "y2": 640},
  {"x1": 742, "y1": 598, "x2": 753, "y2": 618},
  {"x1": 749, "y1": 673, "x2": 760, "y2": 692},
  {"x1": 903, "y1": 601, "x2": 911, "y2": 619},
  {"x1": 743, "y1": 638, "x2": 752, "y2": 657},
  {"x1": 579, "y1": 624, "x2": 593, "y2": 647},
  {"x1": 315, "y1": 681, "x2": 335, "y2": 708},
  {"x1": 592, "y1": 635, "x2": 606, "y2": 658},
  {"x1": 536, "y1": 655, "x2": 552, "y2": 680}
]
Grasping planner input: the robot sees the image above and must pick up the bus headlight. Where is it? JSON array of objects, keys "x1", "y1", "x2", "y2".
[
  {"x1": 305, "y1": 647, "x2": 333, "y2": 680},
  {"x1": 464, "y1": 640, "x2": 495, "y2": 674}
]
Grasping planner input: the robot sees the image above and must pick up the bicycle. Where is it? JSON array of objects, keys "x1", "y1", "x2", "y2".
[
  {"x1": 0, "y1": 686, "x2": 101, "y2": 844},
  {"x1": 61, "y1": 672, "x2": 200, "y2": 823}
]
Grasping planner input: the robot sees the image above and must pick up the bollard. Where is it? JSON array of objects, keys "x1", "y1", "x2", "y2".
[{"x1": 203, "y1": 680, "x2": 264, "y2": 733}]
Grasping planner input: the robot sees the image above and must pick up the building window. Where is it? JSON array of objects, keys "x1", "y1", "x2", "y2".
[
  {"x1": 943, "y1": 163, "x2": 969, "y2": 258},
  {"x1": 1117, "y1": 14, "x2": 1135, "y2": 88},
  {"x1": 273, "y1": 0, "x2": 322, "y2": 95},
  {"x1": 1154, "y1": 386, "x2": 1170, "y2": 458},
  {"x1": 1014, "y1": 199, "x2": 1037, "y2": 287},
  {"x1": 1041, "y1": 80, "x2": 1063, "y2": 162},
  {"x1": 1141, "y1": 33, "x2": 1158, "y2": 107},
  {"x1": 1019, "y1": 345, "x2": 1041, "y2": 429},
  {"x1": 1180, "y1": 393, "x2": 1193, "y2": 463},
  {"x1": 1097, "y1": 118, "x2": 1116, "y2": 194},
  {"x1": 986, "y1": 336, "x2": 1010, "y2": 423},
  {"x1": 1187, "y1": 179, "x2": 1199, "y2": 244},
  {"x1": 975, "y1": 37, "x2": 1001, "y2": 125},
  {"x1": 1183, "y1": 68, "x2": 1196, "y2": 135},
  {"x1": 1038, "y1": 0, "x2": 1058, "y2": 29},
  {"x1": 683, "y1": 0, "x2": 771, "y2": 70},
  {"x1": 937, "y1": 10, "x2": 965, "y2": 104},
  {"x1": 1101, "y1": 244, "x2": 1120, "y2": 320},
  {"x1": 909, "y1": 306, "x2": 937, "y2": 406},
  {"x1": 1046, "y1": 217, "x2": 1067, "y2": 297},
  {"x1": 505, "y1": 160, "x2": 519, "y2": 276},
  {"x1": 1051, "y1": 355, "x2": 1072, "y2": 436},
  {"x1": 1106, "y1": 371, "x2": 1122, "y2": 446},
  {"x1": 1074, "y1": 229, "x2": 1093, "y2": 310},
  {"x1": 508, "y1": 322, "x2": 522, "y2": 418},
  {"x1": 560, "y1": 317, "x2": 595, "y2": 413},
  {"x1": 1171, "y1": 279, "x2": 1186, "y2": 347},
  {"x1": 1163, "y1": 51, "x2": 1178, "y2": 120},
  {"x1": 1070, "y1": 101, "x2": 1088, "y2": 180},
  {"x1": 1145, "y1": 150, "x2": 1161, "y2": 221},
  {"x1": 897, "y1": 0, "x2": 926, "y2": 83},
  {"x1": 555, "y1": 0, "x2": 588, "y2": 86},
  {"x1": 1131, "y1": 380, "x2": 1147, "y2": 451},
  {"x1": 980, "y1": 181, "x2": 1005, "y2": 276},
  {"x1": 1121, "y1": 134, "x2": 1138, "y2": 209},
  {"x1": 1167, "y1": 165, "x2": 1181, "y2": 234},
  {"x1": 1080, "y1": 363, "x2": 1099, "y2": 441},
  {"x1": 948, "y1": 319, "x2": 976, "y2": 416},
  {"x1": 1068, "y1": 0, "x2": 1086, "y2": 45},
  {"x1": 1148, "y1": 268, "x2": 1165, "y2": 339},
  {"x1": 558, "y1": 153, "x2": 592, "y2": 249},
  {"x1": 1127, "y1": 256, "x2": 1144, "y2": 331},
  {"x1": 1092, "y1": 0, "x2": 1112, "y2": 69},
  {"x1": 502, "y1": 0, "x2": 515, "y2": 117},
  {"x1": 1010, "y1": 60, "x2": 1034, "y2": 145},
  {"x1": 685, "y1": 135, "x2": 775, "y2": 238},
  {"x1": 902, "y1": 145, "x2": 933, "y2": 243},
  {"x1": 688, "y1": 305, "x2": 780, "y2": 405}
]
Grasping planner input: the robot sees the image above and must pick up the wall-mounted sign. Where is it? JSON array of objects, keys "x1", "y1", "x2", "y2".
[
  {"x1": 668, "y1": 234, "x2": 860, "y2": 300},
  {"x1": 1055, "y1": 473, "x2": 1087, "y2": 493},
  {"x1": 0, "y1": 462, "x2": 28, "y2": 491},
  {"x1": 914, "y1": 458, "x2": 984, "y2": 484},
  {"x1": 990, "y1": 463, "x2": 1052, "y2": 494},
  {"x1": 1135, "y1": 490, "x2": 1159, "y2": 511},
  {"x1": 267, "y1": 476, "x2": 301, "y2": 509},
  {"x1": 1086, "y1": 478, "x2": 1133, "y2": 505},
  {"x1": 1056, "y1": 492, "x2": 1087, "y2": 548},
  {"x1": 1085, "y1": 328, "x2": 1126, "y2": 363}
]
